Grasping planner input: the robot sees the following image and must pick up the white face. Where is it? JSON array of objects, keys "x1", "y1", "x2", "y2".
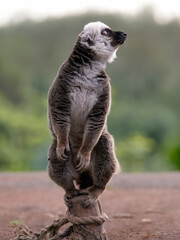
[{"x1": 79, "y1": 21, "x2": 126, "y2": 63}]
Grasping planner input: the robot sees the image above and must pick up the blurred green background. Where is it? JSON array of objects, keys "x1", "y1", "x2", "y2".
[{"x1": 0, "y1": 10, "x2": 179, "y2": 172}]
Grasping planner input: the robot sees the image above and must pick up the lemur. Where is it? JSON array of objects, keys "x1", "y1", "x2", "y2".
[{"x1": 47, "y1": 21, "x2": 127, "y2": 208}]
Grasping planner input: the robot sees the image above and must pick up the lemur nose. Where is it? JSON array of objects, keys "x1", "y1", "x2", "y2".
[
  {"x1": 122, "y1": 32, "x2": 127, "y2": 38},
  {"x1": 115, "y1": 31, "x2": 127, "y2": 39}
]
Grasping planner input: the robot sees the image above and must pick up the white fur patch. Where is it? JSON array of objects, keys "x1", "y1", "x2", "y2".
[
  {"x1": 84, "y1": 21, "x2": 109, "y2": 33},
  {"x1": 69, "y1": 76, "x2": 98, "y2": 136},
  {"x1": 108, "y1": 49, "x2": 118, "y2": 63}
]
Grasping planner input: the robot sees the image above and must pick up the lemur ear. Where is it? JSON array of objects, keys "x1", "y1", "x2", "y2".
[
  {"x1": 87, "y1": 38, "x2": 94, "y2": 46},
  {"x1": 80, "y1": 31, "x2": 95, "y2": 47}
]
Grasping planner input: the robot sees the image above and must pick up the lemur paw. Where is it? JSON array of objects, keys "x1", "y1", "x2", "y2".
[
  {"x1": 56, "y1": 144, "x2": 70, "y2": 161},
  {"x1": 76, "y1": 151, "x2": 90, "y2": 173}
]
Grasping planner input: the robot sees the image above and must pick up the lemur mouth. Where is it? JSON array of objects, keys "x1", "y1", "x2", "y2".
[{"x1": 111, "y1": 31, "x2": 127, "y2": 47}]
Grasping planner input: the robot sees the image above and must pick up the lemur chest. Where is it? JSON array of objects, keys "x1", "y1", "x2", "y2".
[{"x1": 70, "y1": 85, "x2": 98, "y2": 124}]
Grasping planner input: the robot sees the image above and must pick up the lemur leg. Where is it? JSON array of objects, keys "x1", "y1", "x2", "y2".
[
  {"x1": 81, "y1": 131, "x2": 119, "y2": 208},
  {"x1": 47, "y1": 139, "x2": 79, "y2": 207}
]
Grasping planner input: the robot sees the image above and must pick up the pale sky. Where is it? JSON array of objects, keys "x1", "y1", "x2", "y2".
[{"x1": 1, "y1": 0, "x2": 180, "y2": 26}]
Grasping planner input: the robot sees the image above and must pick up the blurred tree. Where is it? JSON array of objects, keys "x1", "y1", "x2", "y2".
[
  {"x1": 116, "y1": 133, "x2": 155, "y2": 172},
  {"x1": 0, "y1": 96, "x2": 49, "y2": 170},
  {"x1": 169, "y1": 146, "x2": 180, "y2": 170}
]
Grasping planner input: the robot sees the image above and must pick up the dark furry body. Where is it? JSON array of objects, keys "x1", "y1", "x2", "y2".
[{"x1": 47, "y1": 37, "x2": 119, "y2": 207}]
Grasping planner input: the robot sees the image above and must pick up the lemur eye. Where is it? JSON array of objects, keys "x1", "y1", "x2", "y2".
[{"x1": 101, "y1": 28, "x2": 112, "y2": 37}]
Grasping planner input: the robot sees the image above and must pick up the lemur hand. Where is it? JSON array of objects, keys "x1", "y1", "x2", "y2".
[
  {"x1": 56, "y1": 143, "x2": 70, "y2": 161},
  {"x1": 76, "y1": 149, "x2": 91, "y2": 173}
]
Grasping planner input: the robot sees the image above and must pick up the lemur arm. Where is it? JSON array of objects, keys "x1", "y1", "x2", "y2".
[
  {"x1": 48, "y1": 78, "x2": 71, "y2": 161},
  {"x1": 83, "y1": 87, "x2": 110, "y2": 151},
  {"x1": 76, "y1": 83, "x2": 110, "y2": 172}
]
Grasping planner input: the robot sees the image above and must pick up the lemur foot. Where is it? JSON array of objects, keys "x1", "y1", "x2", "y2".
[
  {"x1": 64, "y1": 190, "x2": 88, "y2": 208},
  {"x1": 80, "y1": 186, "x2": 105, "y2": 208},
  {"x1": 64, "y1": 190, "x2": 80, "y2": 208}
]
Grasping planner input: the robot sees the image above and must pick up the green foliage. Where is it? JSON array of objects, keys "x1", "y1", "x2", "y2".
[
  {"x1": 116, "y1": 133, "x2": 155, "y2": 172},
  {"x1": 0, "y1": 10, "x2": 179, "y2": 171},
  {"x1": 0, "y1": 95, "x2": 49, "y2": 171},
  {"x1": 169, "y1": 146, "x2": 180, "y2": 170}
]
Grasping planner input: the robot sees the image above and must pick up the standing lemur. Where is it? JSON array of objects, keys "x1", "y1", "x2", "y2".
[{"x1": 48, "y1": 21, "x2": 126, "y2": 208}]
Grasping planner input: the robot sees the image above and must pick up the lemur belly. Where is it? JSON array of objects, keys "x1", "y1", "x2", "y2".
[{"x1": 69, "y1": 87, "x2": 97, "y2": 142}]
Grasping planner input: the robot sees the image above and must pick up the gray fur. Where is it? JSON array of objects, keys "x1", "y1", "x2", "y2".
[{"x1": 47, "y1": 21, "x2": 126, "y2": 207}]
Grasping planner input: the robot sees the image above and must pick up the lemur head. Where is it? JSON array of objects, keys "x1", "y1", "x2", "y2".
[{"x1": 79, "y1": 21, "x2": 127, "y2": 63}]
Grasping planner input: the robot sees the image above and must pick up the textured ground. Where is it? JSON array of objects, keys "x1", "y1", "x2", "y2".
[{"x1": 0, "y1": 172, "x2": 180, "y2": 240}]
